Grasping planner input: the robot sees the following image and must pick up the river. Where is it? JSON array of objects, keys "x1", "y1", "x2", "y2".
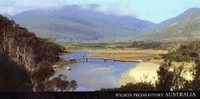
[{"x1": 54, "y1": 50, "x2": 136, "y2": 91}]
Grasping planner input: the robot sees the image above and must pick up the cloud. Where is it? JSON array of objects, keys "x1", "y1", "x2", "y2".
[
  {"x1": 0, "y1": 0, "x2": 67, "y2": 15},
  {"x1": 0, "y1": 0, "x2": 136, "y2": 16},
  {"x1": 13, "y1": 0, "x2": 63, "y2": 7},
  {"x1": 0, "y1": 7, "x2": 15, "y2": 15},
  {"x1": 81, "y1": 4, "x2": 135, "y2": 16}
]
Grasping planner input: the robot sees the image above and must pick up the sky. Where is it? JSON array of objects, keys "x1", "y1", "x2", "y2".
[{"x1": 1, "y1": 0, "x2": 200, "y2": 23}]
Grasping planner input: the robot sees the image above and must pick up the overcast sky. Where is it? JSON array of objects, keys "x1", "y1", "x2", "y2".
[{"x1": 1, "y1": 0, "x2": 200, "y2": 23}]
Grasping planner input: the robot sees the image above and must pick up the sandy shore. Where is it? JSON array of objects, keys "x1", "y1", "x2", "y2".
[
  {"x1": 117, "y1": 61, "x2": 195, "y2": 87},
  {"x1": 117, "y1": 62, "x2": 160, "y2": 87}
]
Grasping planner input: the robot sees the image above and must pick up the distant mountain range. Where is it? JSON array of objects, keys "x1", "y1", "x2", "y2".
[
  {"x1": 140, "y1": 8, "x2": 200, "y2": 42},
  {"x1": 13, "y1": 5, "x2": 154, "y2": 42},
  {"x1": 12, "y1": 5, "x2": 200, "y2": 42}
]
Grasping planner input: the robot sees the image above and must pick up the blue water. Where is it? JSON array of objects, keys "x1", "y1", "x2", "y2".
[
  {"x1": 60, "y1": 50, "x2": 89, "y2": 60},
  {"x1": 57, "y1": 51, "x2": 135, "y2": 91}
]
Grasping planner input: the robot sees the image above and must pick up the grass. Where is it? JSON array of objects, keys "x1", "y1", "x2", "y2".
[
  {"x1": 63, "y1": 42, "x2": 168, "y2": 63},
  {"x1": 86, "y1": 48, "x2": 168, "y2": 63}
]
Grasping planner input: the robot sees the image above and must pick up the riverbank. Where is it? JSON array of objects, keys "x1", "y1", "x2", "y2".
[
  {"x1": 117, "y1": 62, "x2": 160, "y2": 87},
  {"x1": 86, "y1": 48, "x2": 167, "y2": 64},
  {"x1": 59, "y1": 47, "x2": 168, "y2": 90},
  {"x1": 78, "y1": 48, "x2": 167, "y2": 87}
]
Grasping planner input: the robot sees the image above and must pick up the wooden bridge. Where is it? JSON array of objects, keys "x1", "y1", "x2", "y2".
[{"x1": 72, "y1": 56, "x2": 142, "y2": 63}]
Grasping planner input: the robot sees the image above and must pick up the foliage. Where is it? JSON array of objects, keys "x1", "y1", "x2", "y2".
[
  {"x1": 0, "y1": 15, "x2": 76, "y2": 92},
  {"x1": 157, "y1": 41, "x2": 200, "y2": 91},
  {"x1": 0, "y1": 54, "x2": 32, "y2": 91},
  {"x1": 128, "y1": 41, "x2": 163, "y2": 49},
  {"x1": 45, "y1": 76, "x2": 77, "y2": 91},
  {"x1": 101, "y1": 83, "x2": 156, "y2": 92}
]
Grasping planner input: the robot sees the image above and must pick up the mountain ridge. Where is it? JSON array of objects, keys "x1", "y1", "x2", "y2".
[
  {"x1": 139, "y1": 8, "x2": 200, "y2": 42},
  {"x1": 13, "y1": 5, "x2": 154, "y2": 42}
]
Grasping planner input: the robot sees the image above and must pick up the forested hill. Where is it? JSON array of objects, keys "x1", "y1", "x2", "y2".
[{"x1": 0, "y1": 15, "x2": 75, "y2": 91}]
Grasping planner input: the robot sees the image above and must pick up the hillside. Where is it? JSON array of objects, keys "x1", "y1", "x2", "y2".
[
  {"x1": 13, "y1": 5, "x2": 154, "y2": 42},
  {"x1": 0, "y1": 54, "x2": 32, "y2": 92},
  {"x1": 0, "y1": 15, "x2": 75, "y2": 91},
  {"x1": 139, "y1": 8, "x2": 200, "y2": 42}
]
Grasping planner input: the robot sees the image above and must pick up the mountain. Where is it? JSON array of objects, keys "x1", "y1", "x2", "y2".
[
  {"x1": 13, "y1": 5, "x2": 154, "y2": 42},
  {"x1": 140, "y1": 8, "x2": 200, "y2": 42}
]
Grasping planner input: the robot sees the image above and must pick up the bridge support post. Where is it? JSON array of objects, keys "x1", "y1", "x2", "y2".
[{"x1": 86, "y1": 58, "x2": 88, "y2": 62}]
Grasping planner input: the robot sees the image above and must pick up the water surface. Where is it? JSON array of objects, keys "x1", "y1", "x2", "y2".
[{"x1": 56, "y1": 51, "x2": 136, "y2": 91}]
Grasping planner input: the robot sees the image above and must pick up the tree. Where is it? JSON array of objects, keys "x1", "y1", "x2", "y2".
[{"x1": 0, "y1": 54, "x2": 32, "y2": 92}]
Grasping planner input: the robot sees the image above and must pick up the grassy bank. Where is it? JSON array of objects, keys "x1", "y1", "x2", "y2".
[
  {"x1": 63, "y1": 42, "x2": 168, "y2": 63},
  {"x1": 86, "y1": 48, "x2": 167, "y2": 63}
]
